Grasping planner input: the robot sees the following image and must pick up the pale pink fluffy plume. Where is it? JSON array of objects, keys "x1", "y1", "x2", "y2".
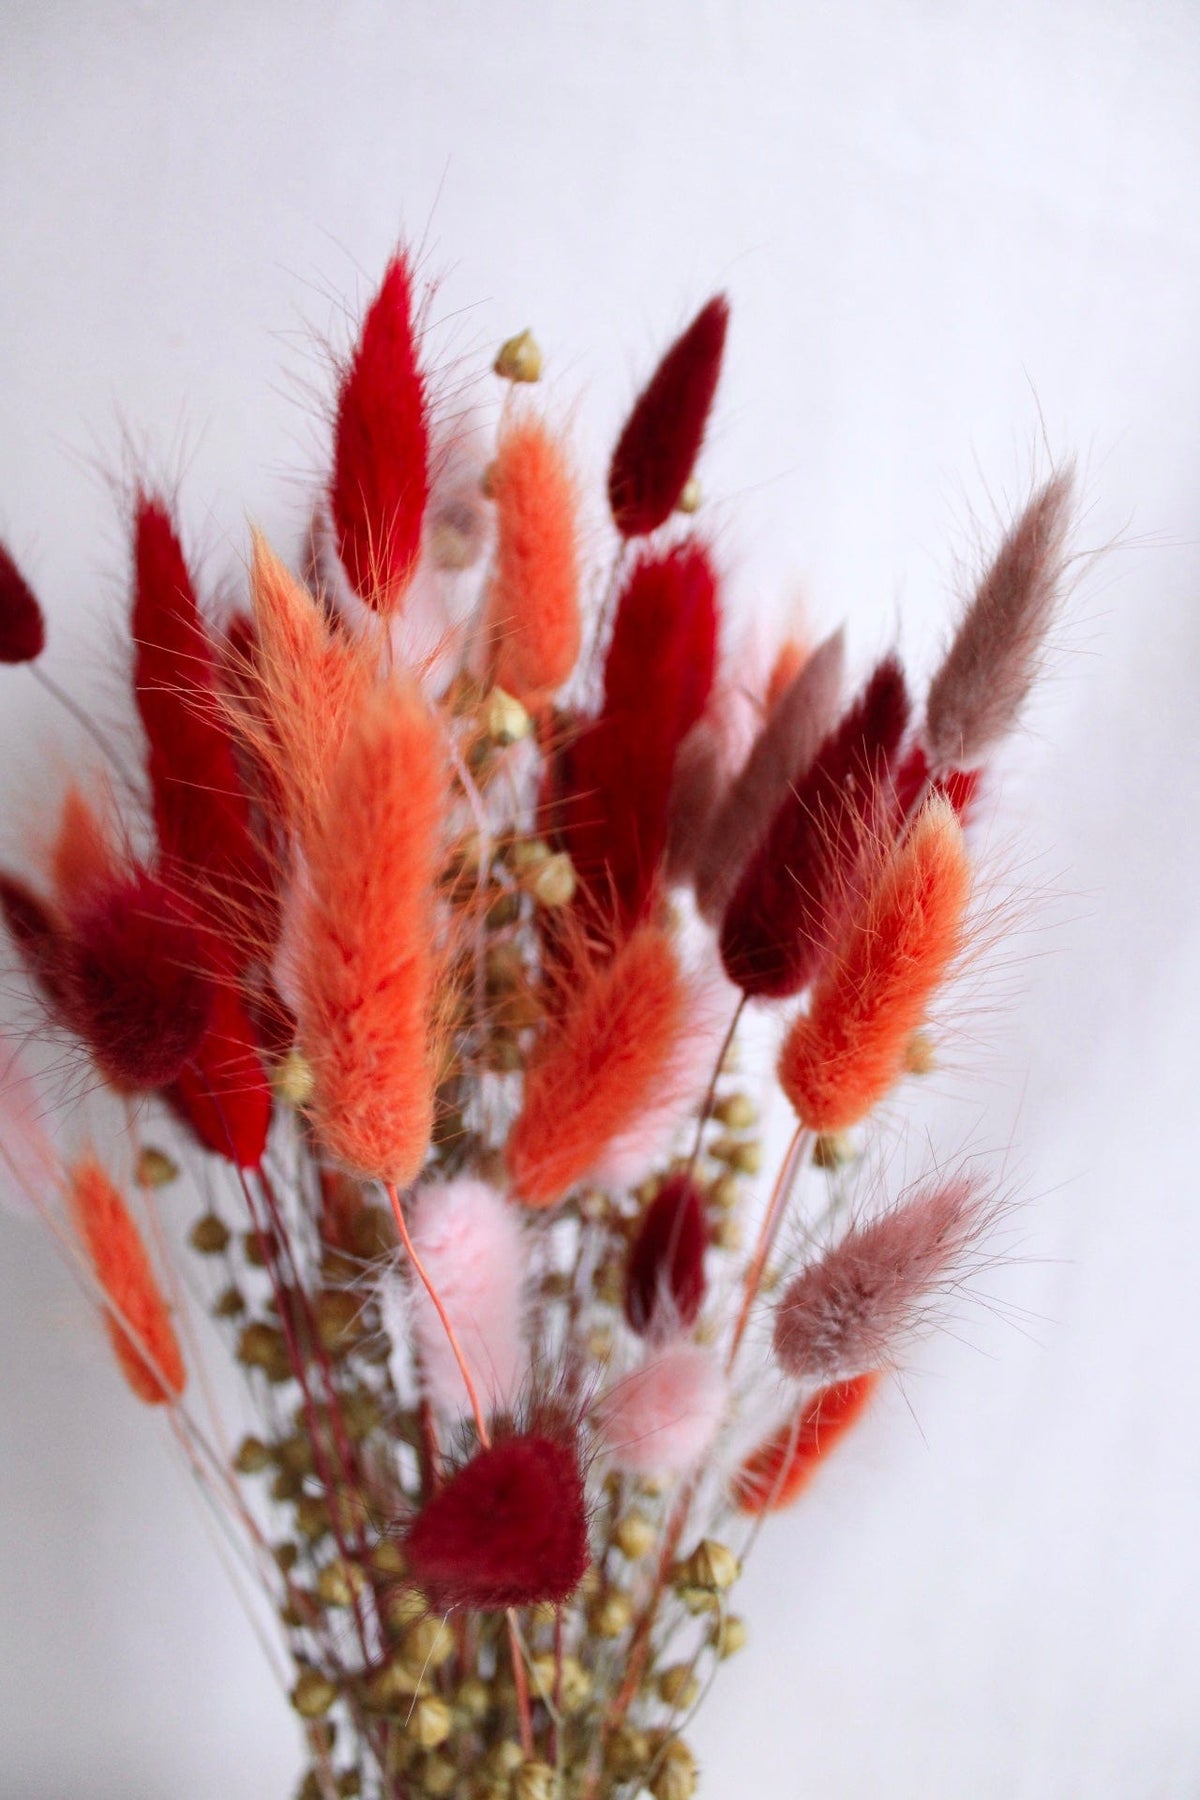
[
  {"x1": 695, "y1": 626, "x2": 846, "y2": 923},
  {"x1": 924, "y1": 468, "x2": 1074, "y2": 772},
  {"x1": 381, "y1": 1178, "x2": 527, "y2": 1419},
  {"x1": 595, "y1": 1342, "x2": 726, "y2": 1476},
  {"x1": 587, "y1": 958, "x2": 735, "y2": 1190},
  {"x1": 0, "y1": 1036, "x2": 59, "y2": 1216},
  {"x1": 773, "y1": 1174, "x2": 993, "y2": 1382}
]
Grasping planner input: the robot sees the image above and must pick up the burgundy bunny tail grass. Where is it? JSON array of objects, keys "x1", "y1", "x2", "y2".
[
  {"x1": 608, "y1": 295, "x2": 729, "y2": 537},
  {"x1": 719, "y1": 656, "x2": 911, "y2": 1000},
  {"x1": 0, "y1": 874, "x2": 66, "y2": 1007},
  {"x1": 624, "y1": 1173, "x2": 709, "y2": 1339},
  {"x1": 404, "y1": 1429, "x2": 589, "y2": 1611},
  {"x1": 0, "y1": 541, "x2": 46, "y2": 663},
  {"x1": 773, "y1": 1173, "x2": 993, "y2": 1383},
  {"x1": 330, "y1": 252, "x2": 431, "y2": 612},
  {"x1": 924, "y1": 467, "x2": 1074, "y2": 773}
]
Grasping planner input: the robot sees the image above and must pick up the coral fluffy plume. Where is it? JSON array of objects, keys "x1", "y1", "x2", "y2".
[
  {"x1": 0, "y1": 541, "x2": 46, "y2": 663},
  {"x1": 483, "y1": 416, "x2": 581, "y2": 704},
  {"x1": 68, "y1": 1155, "x2": 185, "y2": 1404},
  {"x1": 773, "y1": 1174, "x2": 991, "y2": 1382},
  {"x1": 292, "y1": 679, "x2": 444, "y2": 1184},
  {"x1": 506, "y1": 922, "x2": 687, "y2": 1208},
  {"x1": 779, "y1": 795, "x2": 970, "y2": 1133},
  {"x1": 391, "y1": 1178, "x2": 527, "y2": 1417},
  {"x1": 331, "y1": 253, "x2": 430, "y2": 611},
  {"x1": 732, "y1": 1372, "x2": 881, "y2": 1514},
  {"x1": 924, "y1": 468, "x2": 1074, "y2": 773},
  {"x1": 608, "y1": 295, "x2": 729, "y2": 536},
  {"x1": 719, "y1": 657, "x2": 911, "y2": 1000},
  {"x1": 405, "y1": 1431, "x2": 589, "y2": 1610}
]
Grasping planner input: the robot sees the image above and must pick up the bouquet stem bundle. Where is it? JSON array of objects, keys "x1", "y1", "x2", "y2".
[{"x1": 0, "y1": 250, "x2": 1074, "y2": 1800}]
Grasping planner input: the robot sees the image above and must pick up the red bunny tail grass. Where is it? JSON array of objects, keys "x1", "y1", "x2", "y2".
[
  {"x1": 0, "y1": 541, "x2": 46, "y2": 663},
  {"x1": 293, "y1": 678, "x2": 444, "y2": 1184},
  {"x1": 132, "y1": 494, "x2": 264, "y2": 943},
  {"x1": 608, "y1": 295, "x2": 729, "y2": 537},
  {"x1": 778, "y1": 795, "x2": 970, "y2": 1133},
  {"x1": 404, "y1": 1430, "x2": 589, "y2": 1611},
  {"x1": 241, "y1": 532, "x2": 375, "y2": 845},
  {"x1": 68, "y1": 1155, "x2": 185, "y2": 1405},
  {"x1": 50, "y1": 786, "x2": 121, "y2": 912},
  {"x1": 556, "y1": 543, "x2": 719, "y2": 930},
  {"x1": 773, "y1": 1174, "x2": 992, "y2": 1382},
  {"x1": 506, "y1": 922, "x2": 687, "y2": 1208},
  {"x1": 732, "y1": 1372, "x2": 881, "y2": 1514},
  {"x1": 169, "y1": 977, "x2": 271, "y2": 1168},
  {"x1": 330, "y1": 253, "x2": 430, "y2": 612},
  {"x1": 892, "y1": 743, "x2": 983, "y2": 827},
  {"x1": 696, "y1": 627, "x2": 846, "y2": 924},
  {"x1": 483, "y1": 415, "x2": 582, "y2": 705},
  {"x1": 925, "y1": 468, "x2": 1074, "y2": 772},
  {"x1": 719, "y1": 656, "x2": 911, "y2": 1000},
  {"x1": 0, "y1": 874, "x2": 67, "y2": 1006},
  {"x1": 60, "y1": 866, "x2": 216, "y2": 1092},
  {"x1": 624, "y1": 1174, "x2": 709, "y2": 1339}
]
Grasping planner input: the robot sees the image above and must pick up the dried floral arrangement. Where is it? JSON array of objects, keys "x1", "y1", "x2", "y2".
[{"x1": 0, "y1": 252, "x2": 1074, "y2": 1800}]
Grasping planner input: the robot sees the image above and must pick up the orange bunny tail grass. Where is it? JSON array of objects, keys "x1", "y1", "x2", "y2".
[
  {"x1": 779, "y1": 794, "x2": 970, "y2": 1134},
  {"x1": 293, "y1": 678, "x2": 446, "y2": 1185},
  {"x1": 506, "y1": 921, "x2": 688, "y2": 1209},
  {"x1": 49, "y1": 784, "x2": 121, "y2": 912},
  {"x1": 239, "y1": 531, "x2": 375, "y2": 845},
  {"x1": 67, "y1": 1155, "x2": 185, "y2": 1405},
  {"x1": 482, "y1": 415, "x2": 582, "y2": 706},
  {"x1": 732, "y1": 1372, "x2": 881, "y2": 1515}
]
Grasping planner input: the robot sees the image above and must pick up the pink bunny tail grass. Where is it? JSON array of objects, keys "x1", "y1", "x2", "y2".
[
  {"x1": 608, "y1": 295, "x2": 729, "y2": 537},
  {"x1": 773, "y1": 1173, "x2": 994, "y2": 1382},
  {"x1": 0, "y1": 540, "x2": 46, "y2": 663},
  {"x1": 383, "y1": 1178, "x2": 527, "y2": 1419},
  {"x1": 924, "y1": 468, "x2": 1074, "y2": 773},
  {"x1": 292, "y1": 678, "x2": 445, "y2": 1185},
  {"x1": 695, "y1": 626, "x2": 846, "y2": 924},
  {"x1": 0, "y1": 1035, "x2": 58, "y2": 1215},
  {"x1": 595, "y1": 1342, "x2": 726, "y2": 1476}
]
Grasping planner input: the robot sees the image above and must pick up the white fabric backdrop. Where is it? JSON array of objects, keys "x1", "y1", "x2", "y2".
[{"x1": 1, "y1": 3, "x2": 1199, "y2": 1795}]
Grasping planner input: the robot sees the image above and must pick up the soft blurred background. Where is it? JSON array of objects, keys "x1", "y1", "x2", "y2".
[{"x1": 1, "y1": 3, "x2": 1198, "y2": 1795}]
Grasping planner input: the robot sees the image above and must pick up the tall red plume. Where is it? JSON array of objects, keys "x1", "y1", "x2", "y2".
[
  {"x1": 624, "y1": 1174, "x2": 708, "y2": 1339},
  {"x1": 608, "y1": 296, "x2": 729, "y2": 537},
  {"x1": 719, "y1": 658, "x2": 911, "y2": 999},
  {"x1": 555, "y1": 543, "x2": 719, "y2": 932},
  {"x1": 404, "y1": 1431, "x2": 589, "y2": 1611},
  {"x1": 169, "y1": 978, "x2": 272, "y2": 1168},
  {"x1": 131, "y1": 495, "x2": 264, "y2": 951},
  {"x1": 0, "y1": 541, "x2": 46, "y2": 663},
  {"x1": 330, "y1": 253, "x2": 430, "y2": 611},
  {"x1": 731, "y1": 1372, "x2": 881, "y2": 1514}
]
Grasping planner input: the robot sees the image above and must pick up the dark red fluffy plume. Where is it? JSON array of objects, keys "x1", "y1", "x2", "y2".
[
  {"x1": 893, "y1": 743, "x2": 982, "y2": 826},
  {"x1": 719, "y1": 657, "x2": 911, "y2": 999},
  {"x1": 624, "y1": 1174, "x2": 709, "y2": 1338},
  {"x1": 131, "y1": 495, "x2": 265, "y2": 950},
  {"x1": 404, "y1": 1431, "x2": 589, "y2": 1611},
  {"x1": 0, "y1": 541, "x2": 46, "y2": 663},
  {"x1": 555, "y1": 542, "x2": 719, "y2": 932},
  {"x1": 0, "y1": 874, "x2": 65, "y2": 1004},
  {"x1": 169, "y1": 978, "x2": 271, "y2": 1168},
  {"x1": 608, "y1": 296, "x2": 729, "y2": 537},
  {"x1": 331, "y1": 253, "x2": 430, "y2": 610},
  {"x1": 60, "y1": 867, "x2": 216, "y2": 1092}
]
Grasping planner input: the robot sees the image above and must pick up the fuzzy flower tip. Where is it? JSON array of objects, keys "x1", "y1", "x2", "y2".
[
  {"x1": 608, "y1": 295, "x2": 729, "y2": 537},
  {"x1": 68, "y1": 1155, "x2": 185, "y2": 1404},
  {"x1": 0, "y1": 541, "x2": 46, "y2": 663},
  {"x1": 404, "y1": 1431, "x2": 589, "y2": 1611},
  {"x1": 624, "y1": 1175, "x2": 709, "y2": 1339},
  {"x1": 483, "y1": 415, "x2": 581, "y2": 704},
  {"x1": 773, "y1": 1175, "x2": 991, "y2": 1382},
  {"x1": 596, "y1": 1342, "x2": 726, "y2": 1476},
  {"x1": 331, "y1": 253, "x2": 430, "y2": 612},
  {"x1": 778, "y1": 794, "x2": 970, "y2": 1133},
  {"x1": 384, "y1": 1179, "x2": 527, "y2": 1418},
  {"x1": 293, "y1": 678, "x2": 444, "y2": 1185},
  {"x1": 732, "y1": 1372, "x2": 881, "y2": 1514}
]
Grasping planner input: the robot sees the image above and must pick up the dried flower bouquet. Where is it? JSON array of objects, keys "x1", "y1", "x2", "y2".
[{"x1": 0, "y1": 251, "x2": 1074, "y2": 1800}]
